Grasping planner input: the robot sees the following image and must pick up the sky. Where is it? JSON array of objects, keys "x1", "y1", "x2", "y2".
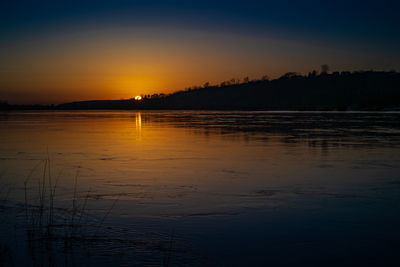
[{"x1": 1, "y1": 0, "x2": 399, "y2": 104}]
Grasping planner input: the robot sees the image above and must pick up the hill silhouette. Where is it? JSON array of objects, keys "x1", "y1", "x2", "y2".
[{"x1": 2, "y1": 70, "x2": 400, "y2": 111}]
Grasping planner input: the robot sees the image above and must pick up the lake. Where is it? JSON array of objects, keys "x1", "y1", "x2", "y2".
[{"x1": 1, "y1": 111, "x2": 400, "y2": 266}]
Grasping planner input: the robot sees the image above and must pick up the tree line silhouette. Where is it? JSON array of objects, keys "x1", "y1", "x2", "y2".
[
  {"x1": 2, "y1": 68, "x2": 400, "y2": 111},
  {"x1": 152, "y1": 70, "x2": 400, "y2": 110}
]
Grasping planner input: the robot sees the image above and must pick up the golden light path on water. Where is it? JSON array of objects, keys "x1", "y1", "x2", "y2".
[{"x1": 136, "y1": 112, "x2": 142, "y2": 139}]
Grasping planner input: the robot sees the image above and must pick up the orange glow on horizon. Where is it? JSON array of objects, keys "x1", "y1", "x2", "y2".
[{"x1": 0, "y1": 26, "x2": 360, "y2": 105}]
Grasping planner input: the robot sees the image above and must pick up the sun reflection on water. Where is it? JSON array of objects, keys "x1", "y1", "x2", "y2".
[{"x1": 135, "y1": 112, "x2": 142, "y2": 138}]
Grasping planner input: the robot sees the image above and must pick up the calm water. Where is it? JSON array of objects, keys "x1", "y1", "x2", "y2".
[{"x1": 1, "y1": 111, "x2": 400, "y2": 266}]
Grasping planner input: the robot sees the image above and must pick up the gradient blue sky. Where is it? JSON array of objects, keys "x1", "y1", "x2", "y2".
[{"x1": 1, "y1": 0, "x2": 399, "y2": 104}]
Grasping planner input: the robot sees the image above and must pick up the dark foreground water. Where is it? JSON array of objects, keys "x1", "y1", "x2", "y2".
[{"x1": 0, "y1": 111, "x2": 400, "y2": 266}]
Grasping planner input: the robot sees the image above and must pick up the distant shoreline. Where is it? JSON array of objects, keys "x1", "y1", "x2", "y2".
[
  {"x1": 2, "y1": 108, "x2": 400, "y2": 113},
  {"x1": 2, "y1": 71, "x2": 400, "y2": 111}
]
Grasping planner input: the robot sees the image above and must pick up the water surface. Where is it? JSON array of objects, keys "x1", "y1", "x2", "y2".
[{"x1": 1, "y1": 111, "x2": 400, "y2": 266}]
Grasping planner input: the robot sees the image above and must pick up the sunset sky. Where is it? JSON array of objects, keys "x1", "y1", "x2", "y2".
[{"x1": 1, "y1": 0, "x2": 399, "y2": 104}]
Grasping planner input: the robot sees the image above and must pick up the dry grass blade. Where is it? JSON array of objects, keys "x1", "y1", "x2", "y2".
[
  {"x1": 71, "y1": 167, "x2": 80, "y2": 225},
  {"x1": 93, "y1": 195, "x2": 120, "y2": 237},
  {"x1": 24, "y1": 161, "x2": 42, "y2": 220}
]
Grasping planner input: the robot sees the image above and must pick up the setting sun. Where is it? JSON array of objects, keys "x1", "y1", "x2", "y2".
[{"x1": 134, "y1": 96, "x2": 142, "y2": 101}]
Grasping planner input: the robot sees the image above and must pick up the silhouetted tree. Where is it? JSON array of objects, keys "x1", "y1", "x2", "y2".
[
  {"x1": 280, "y1": 72, "x2": 298, "y2": 79},
  {"x1": 321, "y1": 64, "x2": 330, "y2": 74},
  {"x1": 230, "y1": 78, "x2": 238, "y2": 85},
  {"x1": 261, "y1": 75, "x2": 269, "y2": 81},
  {"x1": 308, "y1": 70, "x2": 318, "y2": 78}
]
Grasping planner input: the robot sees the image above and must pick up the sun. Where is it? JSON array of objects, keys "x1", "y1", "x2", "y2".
[{"x1": 134, "y1": 96, "x2": 142, "y2": 101}]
